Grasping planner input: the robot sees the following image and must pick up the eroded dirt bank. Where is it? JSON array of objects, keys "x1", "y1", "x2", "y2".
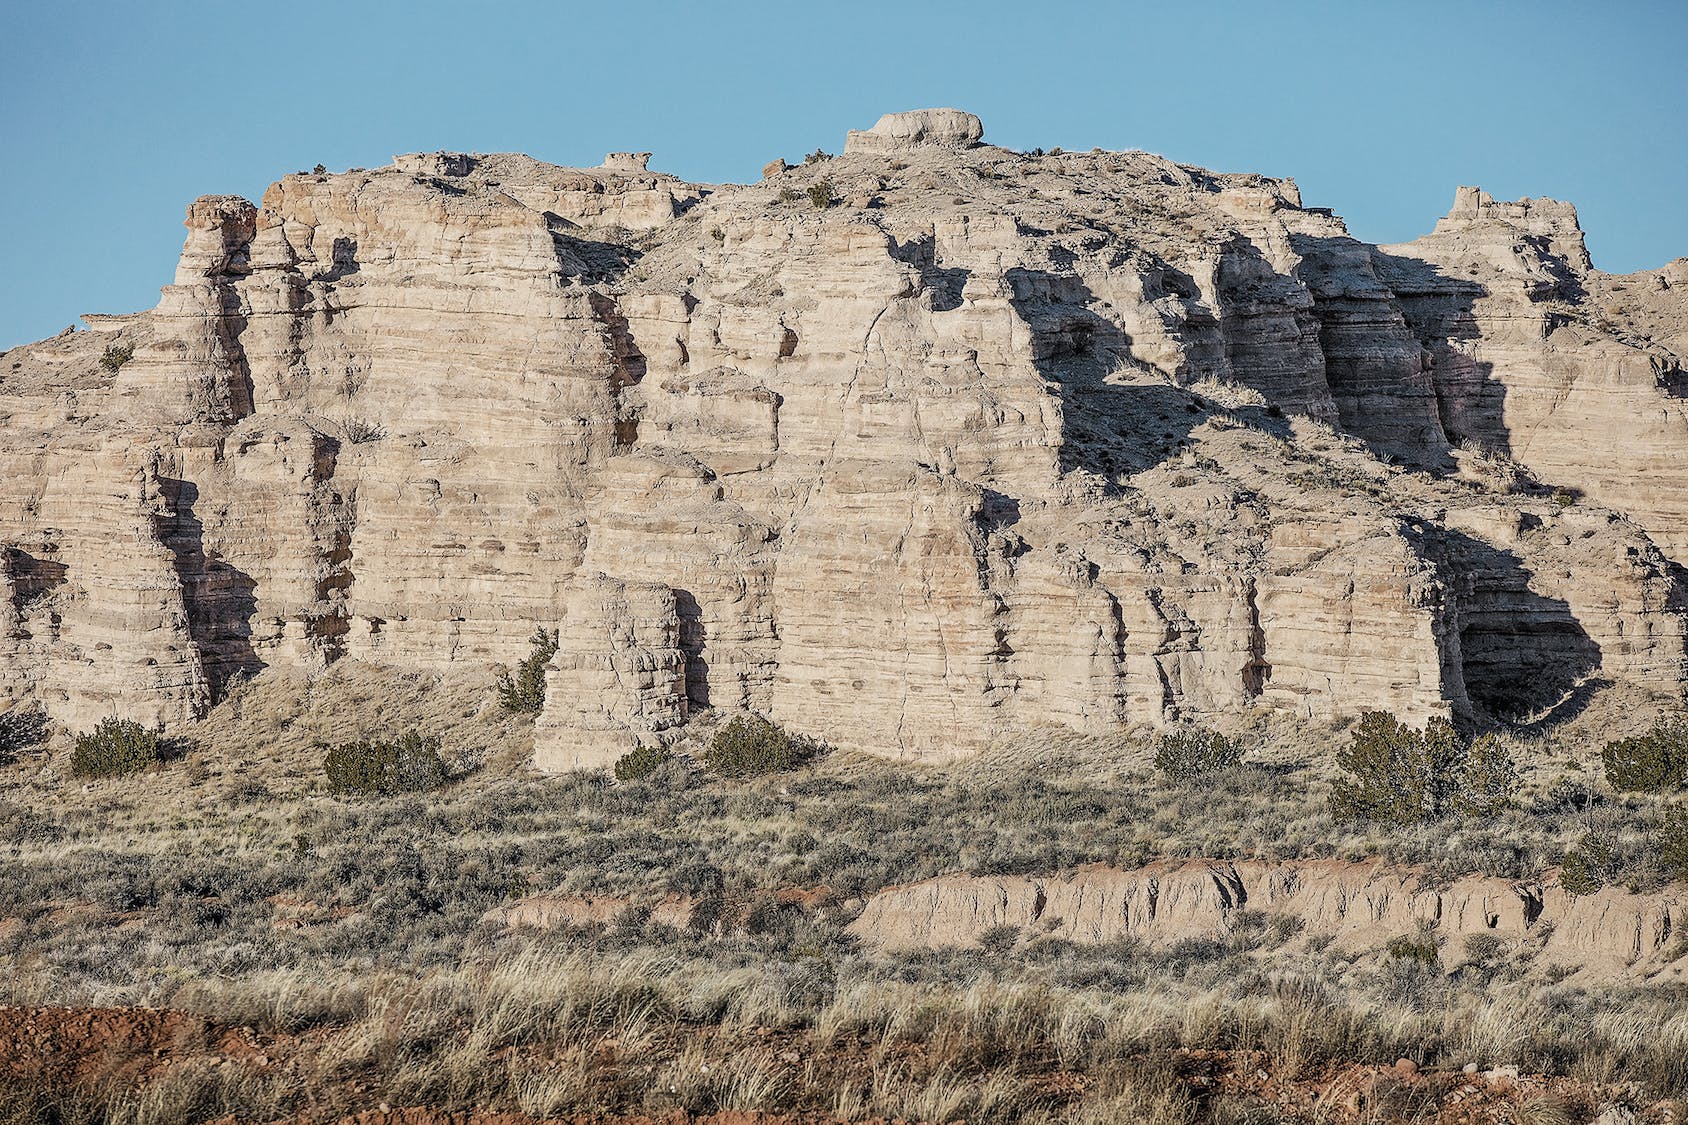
[{"x1": 846, "y1": 859, "x2": 1688, "y2": 979}]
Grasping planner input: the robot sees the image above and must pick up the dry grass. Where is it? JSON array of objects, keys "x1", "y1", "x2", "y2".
[{"x1": 3, "y1": 665, "x2": 1688, "y2": 1120}]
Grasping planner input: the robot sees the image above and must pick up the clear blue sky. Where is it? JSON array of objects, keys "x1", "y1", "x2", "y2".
[{"x1": 4, "y1": 0, "x2": 1685, "y2": 351}]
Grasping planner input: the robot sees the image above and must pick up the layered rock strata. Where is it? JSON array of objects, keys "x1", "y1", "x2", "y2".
[{"x1": 3, "y1": 111, "x2": 1687, "y2": 757}]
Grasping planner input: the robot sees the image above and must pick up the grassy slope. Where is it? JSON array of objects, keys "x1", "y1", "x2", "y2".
[{"x1": 1, "y1": 664, "x2": 1685, "y2": 1122}]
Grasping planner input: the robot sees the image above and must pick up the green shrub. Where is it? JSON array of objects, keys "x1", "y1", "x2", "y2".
[
  {"x1": 1460, "y1": 733, "x2": 1519, "y2": 816},
  {"x1": 1560, "y1": 831, "x2": 1620, "y2": 897},
  {"x1": 1153, "y1": 726, "x2": 1242, "y2": 782},
  {"x1": 98, "y1": 343, "x2": 134, "y2": 373},
  {"x1": 1330, "y1": 712, "x2": 1517, "y2": 824},
  {"x1": 806, "y1": 180, "x2": 835, "y2": 210},
  {"x1": 1601, "y1": 719, "x2": 1688, "y2": 793},
  {"x1": 0, "y1": 708, "x2": 47, "y2": 764},
  {"x1": 71, "y1": 718, "x2": 160, "y2": 778},
  {"x1": 497, "y1": 627, "x2": 559, "y2": 713},
  {"x1": 704, "y1": 714, "x2": 813, "y2": 778},
  {"x1": 322, "y1": 731, "x2": 449, "y2": 795},
  {"x1": 1657, "y1": 806, "x2": 1688, "y2": 882},
  {"x1": 1384, "y1": 934, "x2": 1439, "y2": 964},
  {"x1": 614, "y1": 743, "x2": 672, "y2": 782}
]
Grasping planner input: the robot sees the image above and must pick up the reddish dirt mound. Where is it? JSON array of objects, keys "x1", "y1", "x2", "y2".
[{"x1": 0, "y1": 1004, "x2": 264, "y2": 1086}]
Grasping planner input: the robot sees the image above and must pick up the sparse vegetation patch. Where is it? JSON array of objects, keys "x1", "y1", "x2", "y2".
[
  {"x1": 98, "y1": 343, "x2": 134, "y2": 373},
  {"x1": 613, "y1": 742, "x2": 672, "y2": 782},
  {"x1": 1601, "y1": 717, "x2": 1688, "y2": 792},
  {"x1": 1153, "y1": 725, "x2": 1241, "y2": 781}
]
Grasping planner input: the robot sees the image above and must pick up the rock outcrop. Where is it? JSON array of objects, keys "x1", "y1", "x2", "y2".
[
  {"x1": 844, "y1": 108, "x2": 985, "y2": 154},
  {"x1": 3, "y1": 110, "x2": 1687, "y2": 758}
]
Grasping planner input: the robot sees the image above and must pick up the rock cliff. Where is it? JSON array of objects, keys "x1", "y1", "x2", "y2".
[{"x1": 4, "y1": 109, "x2": 1688, "y2": 762}]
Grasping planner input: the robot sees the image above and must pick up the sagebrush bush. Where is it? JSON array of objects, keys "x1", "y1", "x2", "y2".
[
  {"x1": 806, "y1": 181, "x2": 834, "y2": 210},
  {"x1": 704, "y1": 715, "x2": 813, "y2": 778},
  {"x1": 498, "y1": 627, "x2": 559, "y2": 713},
  {"x1": 1601, "y1": 719, "x2": 1688, "y2": 793},
  {"x1": 614, "y1": 743, "x2": 672, "y2": 783},
  {"x1": 71, "y1": 718, "x2": 160, "y2": 778},
  {"x1": 1153, "y1": 727, "x2": 1241, "y2": 782},
  {"x1": 322, "y1": 731, "x2": 449, "y2": 795},
  {"x1": 1330, "y1": 712, "x2": 1517, "y2": 824}
]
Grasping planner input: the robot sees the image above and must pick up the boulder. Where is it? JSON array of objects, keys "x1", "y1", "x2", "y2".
[{"x1": 844, "y1": 108, "x2": 984, "y2": 154}]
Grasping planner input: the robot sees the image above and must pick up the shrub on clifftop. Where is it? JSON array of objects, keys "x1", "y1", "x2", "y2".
[
  {"x1": 98, "y1": 343, "x2": 134, "y2": 373},
  {"x1": 498, "y1": 627, "x2": 559, "y2": 714},
  {"x1": 70, "y1": 718, "x2": 160, "y2": 778}
]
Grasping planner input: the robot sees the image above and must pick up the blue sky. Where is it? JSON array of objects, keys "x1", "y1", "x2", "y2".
[{"x1": 3, "y1": 0, "x2": 1685, "y2": 351}]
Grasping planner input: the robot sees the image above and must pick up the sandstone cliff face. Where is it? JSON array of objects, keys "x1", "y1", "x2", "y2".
[{"x1": 3, "y1": 110, "x2": 1686, "y2": 757}]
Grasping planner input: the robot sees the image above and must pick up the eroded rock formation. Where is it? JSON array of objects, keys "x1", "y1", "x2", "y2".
[
  {"x1": 848, "y1": 860, "x2": 1688, "y2": 982},
  {"x1": 3, "y1": 110, "x2": 1687, "y2": 760}
]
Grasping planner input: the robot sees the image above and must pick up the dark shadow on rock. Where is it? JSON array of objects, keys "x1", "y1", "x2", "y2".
[
  {"x1": 320, "y1": 236, "x2": 360, "y2": 283},
  {"x1": 588, "y1": 292, "x2": 648, "y2": 389},
  {"x1": 1290, "y1": 233, "x2": 1500, "y2": 469},
  {"x1": 548, "y1": 217, "x2": 642, "y2": 283},
  {"x1": 1421, "y1": 527, "x2": 1602, "y2": 722},
  {"x1": 5, "y1": 547, "x2": 67, "y2": 616},
  {"x1": 978, "y1": 488, "x2": 1022, "y2": 532},
  {"x1": 1369, "y1": 245, "x2": 1509, "y2": 459},
  {"x1": 890, "y1": 235, "x2": 968, "y2": 312},
  {"x1": 1005, "y1": 266, "x2": 1211, "y2": 486},
  {"x1": 1513, "y1": 676, "x2": 1613, "y2": 736},
  {"x1": 158, "y1": 478, "x2": 264, "y2": 701},
  {"x1": 675, "y1": 589, "x2": 709, "y2": 709}
]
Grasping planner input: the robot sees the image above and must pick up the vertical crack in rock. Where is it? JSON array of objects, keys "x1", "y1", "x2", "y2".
[{"x1": 156, "y1": 467, "x2": 262, "y2": 701}]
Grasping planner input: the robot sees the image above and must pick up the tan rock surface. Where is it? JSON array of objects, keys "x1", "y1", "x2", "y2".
[
  {"x1": 847, "y1": 859, "x2": 1688, "y2": 980},
  {"x1": 3, "y1": 109, "x2": 1687, "y2": 756}
]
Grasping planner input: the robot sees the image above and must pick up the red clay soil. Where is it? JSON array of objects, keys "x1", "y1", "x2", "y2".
[
  {"x1": 0, "y1": 1004, "x2": 1670, "y2": 1124},
  {"x1": 0, "y1": 1003, "x2": 266, "y2": 1086}
]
